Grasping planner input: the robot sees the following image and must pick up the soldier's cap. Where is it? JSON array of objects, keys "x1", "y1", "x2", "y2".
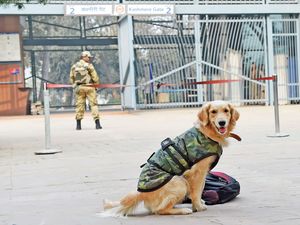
[{"x1": 81, "y1": 51, "x2": 93, "y2": 58}]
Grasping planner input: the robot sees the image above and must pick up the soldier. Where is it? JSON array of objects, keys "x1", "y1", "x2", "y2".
[{"x1": 69, "y1": 51, "x2": 102, "y2": 130}]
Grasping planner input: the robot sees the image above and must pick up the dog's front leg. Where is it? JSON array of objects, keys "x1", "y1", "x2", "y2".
[
  {"x1": 184, "y1": 156, "x2": 216, "y2": 212},
  {"x1": 186, "y1": 169, "x2": 207, "y2": 212}
]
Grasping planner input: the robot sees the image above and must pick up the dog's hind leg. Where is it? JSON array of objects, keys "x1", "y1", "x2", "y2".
[
  {"x1": 157, "y1": 203, "x2": 193, "y2": 215},
  {"x1": 155, "y1": 193, "x2": 192, "y2": 215},
  {"x1": 144, "y1": 176, "x2": 191, "y2": 215}
]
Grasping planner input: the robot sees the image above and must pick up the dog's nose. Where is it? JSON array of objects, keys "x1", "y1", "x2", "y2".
[{"x1": 218, "y1": 121, "x2": 226, "y2": 127}]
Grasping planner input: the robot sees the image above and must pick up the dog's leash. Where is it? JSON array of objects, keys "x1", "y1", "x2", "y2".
[{"x1": 229, "y1": 133, "x2": 242, "y2": 141}]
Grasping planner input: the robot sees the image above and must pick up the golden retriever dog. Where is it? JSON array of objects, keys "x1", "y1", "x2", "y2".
[{"x1": 103, "y1": 100, "x2": 240, "y2": 216}]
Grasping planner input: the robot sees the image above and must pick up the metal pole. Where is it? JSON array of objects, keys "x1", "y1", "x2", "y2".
[
  {"x1": 266, "y1": 15, "x2": 274, "y2": 106},
  {"x1": 272, "y1": 74, "x2": 280, "y2": 133},
  {"x1": 195, "y1": 20, "x2": 203, "y2": 105},
  {"x1": 267, "y1": 74, "x2": 289, "y2": 138},
  {"x1": 31, "y1": 51, "x2": 37, "y2": 103},
  {"x1": 44, "y1": 83, "x2": 51, "y2": 149},
  {"x1": 35, "y1": 83, "x2": 62, "y2": 155}
]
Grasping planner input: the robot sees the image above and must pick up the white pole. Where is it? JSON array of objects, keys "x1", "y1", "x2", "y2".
[
  {"x1": 35, "y1": 83, "x2": 62, "y2": 155},
  {"x1": 44, "y1": 82, "x2": 51, "y2": 149},
  {"x1": 267, "y1": 75, "x2": 289, "y2": 138}
]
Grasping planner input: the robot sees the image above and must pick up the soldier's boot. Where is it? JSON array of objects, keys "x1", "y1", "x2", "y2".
[
  {"x1": 76, "y1": 120, "x2": 82, "y2": 130},
  {"x1": 95, "y1": 119, "x2": 102, "y2": 129}
]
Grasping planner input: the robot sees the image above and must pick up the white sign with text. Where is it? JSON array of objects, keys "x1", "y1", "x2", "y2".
[
  {"x1": 65, "y1": 4, "x2": 113, "y2": 16},
  {"x1": 127, "y1": 4, "x2": 174, "y2": 15},
  {"x1": 64, "y1": 4, "x2": 174, "y2": 16}
]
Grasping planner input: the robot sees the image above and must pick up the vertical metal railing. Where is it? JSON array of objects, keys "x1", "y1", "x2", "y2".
[
  {"x1": 271, "y1": 17, "x2": 300, "y2": 104},
  {"x1": 134, "y1": 16, "x2": 271, "y2": 109},
  {"x1": 21, "y1": 12, "x2": 300, "y2": 111}
]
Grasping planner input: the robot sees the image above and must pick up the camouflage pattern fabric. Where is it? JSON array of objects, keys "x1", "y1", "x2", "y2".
[
  {"x1": 137, "y1": 127, "x2": 223, "y2": 192},
  {"x1": 69, "y1": 59, "x2": 100, "y2": 120},
  {"x1": 74, "y1": 61, "x2": 91, "y2": 84},
  {"x1": 70, "y1": 59, "x2": 99, "y2": 85},
  {"x1": 75, "y1": 86, "x2": 99, "y2": 120}
]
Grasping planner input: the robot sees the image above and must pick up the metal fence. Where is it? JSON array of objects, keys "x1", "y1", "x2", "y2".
[
  {"x1": 21, "y1": 14, "x2": 300, "y2": 110},
  {"x1": 24, "y1": 48, "x2": 120, "y2": 110},
  {"x1": 134, "y1": 15, "x2": 300, "y2": 109},
  {"x1": 271, "y1": 17, "x2": 300, "y2": 104},
  {"x1": 22, "y1": 16, "x2": 121, "y2": 109}
]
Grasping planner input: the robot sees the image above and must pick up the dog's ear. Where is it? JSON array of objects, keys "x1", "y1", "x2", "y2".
[
  {"x1": 229, "y1": 104, "x2": 240, "y2": 124},
  {"x1": 198, "y1": 103, "x2": 210, "y2": 126}
]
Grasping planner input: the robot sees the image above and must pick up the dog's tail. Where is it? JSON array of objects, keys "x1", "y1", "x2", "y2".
[{"x1": 103, "y1": 191, "x2": 142, "y2": 216}]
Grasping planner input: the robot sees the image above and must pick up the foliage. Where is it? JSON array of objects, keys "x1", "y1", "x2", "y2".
[{"x1": 0, "y1": 0, "x2": 47, "y2": 9}]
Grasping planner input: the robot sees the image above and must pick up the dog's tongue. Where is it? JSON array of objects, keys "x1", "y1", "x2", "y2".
[{"x1": 219, "y1": 127, "x2": 227, "y2": 134}]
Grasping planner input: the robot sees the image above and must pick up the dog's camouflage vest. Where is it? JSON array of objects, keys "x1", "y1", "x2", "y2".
[{"x1": 137, "y1": 127, "x2": 223, "y2": 192}]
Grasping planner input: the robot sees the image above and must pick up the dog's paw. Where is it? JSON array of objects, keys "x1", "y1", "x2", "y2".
[
  {"x1": 181, "y1": 208, "x2": 193, "y2": 215},
  {"x1": 192, "y1": 203, "x2": 207, "y2": 212}
]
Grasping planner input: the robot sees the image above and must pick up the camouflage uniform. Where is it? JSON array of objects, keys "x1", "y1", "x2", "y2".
[
  {"x1": 137, "y1": 127, "x2": 223, "y2": 192},
  {"x1": 69, "y1": 59, "x2": 100, "y2": 121}
]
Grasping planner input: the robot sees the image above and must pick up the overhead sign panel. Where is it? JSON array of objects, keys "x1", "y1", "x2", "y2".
[
  {"x1": 65, "y1": 4, "x2": 113, "y2": 16},
  {"x1": 64, "y1": 4, "x2": 174, "y2": 16}
]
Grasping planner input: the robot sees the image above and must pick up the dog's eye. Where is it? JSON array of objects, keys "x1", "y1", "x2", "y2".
[
  {"x1": 211, "y1": 110, "x2": 217, "y2": 114},
  {"x1": 224, "y1": 109, "x2": 229, "y2": 113}
]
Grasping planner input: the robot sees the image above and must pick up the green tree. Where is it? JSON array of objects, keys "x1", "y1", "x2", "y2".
[{"x1": 0, "y1": 0, "x2": 47, "y2": 9}]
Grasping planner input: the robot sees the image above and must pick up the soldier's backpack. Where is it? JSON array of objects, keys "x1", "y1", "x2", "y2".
[
  {"x1": 74, "y1": 61, "x2": 91, "y2": 84},
  {"x1": 182, "y1": 171, "x2": 240, "y2": 205}
]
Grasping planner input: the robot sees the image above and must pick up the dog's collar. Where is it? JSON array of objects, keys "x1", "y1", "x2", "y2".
[{"x1": 229, "y1": 133, "x2": 242, "y2": 141}]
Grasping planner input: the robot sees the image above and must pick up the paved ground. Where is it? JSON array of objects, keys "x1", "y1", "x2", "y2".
[{"x1": 0, "y1": 104, "x2": 300, "y2": 225}]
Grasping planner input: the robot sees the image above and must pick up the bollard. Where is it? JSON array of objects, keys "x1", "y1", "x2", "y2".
[
  {"x1": 44, "y1": 82, "x2": 51, "y2": 149},
  {"x1": 267, "y1": 74, "x2": 289, "y2": 138},
  {"x1": 35, "y1": 83, "x2": 62, "y2": 155}
]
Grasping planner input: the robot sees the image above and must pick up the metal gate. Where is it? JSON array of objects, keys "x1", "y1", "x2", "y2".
[
  {"x1": 269, "y1": 16, "x2": 300, "y2": 104},
  {"x1": 134, "y1": 16, "x2": 269, "y2": 108},
  {"x1": 21, "y1": 14, "x2": 300, "y2": 110}
]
